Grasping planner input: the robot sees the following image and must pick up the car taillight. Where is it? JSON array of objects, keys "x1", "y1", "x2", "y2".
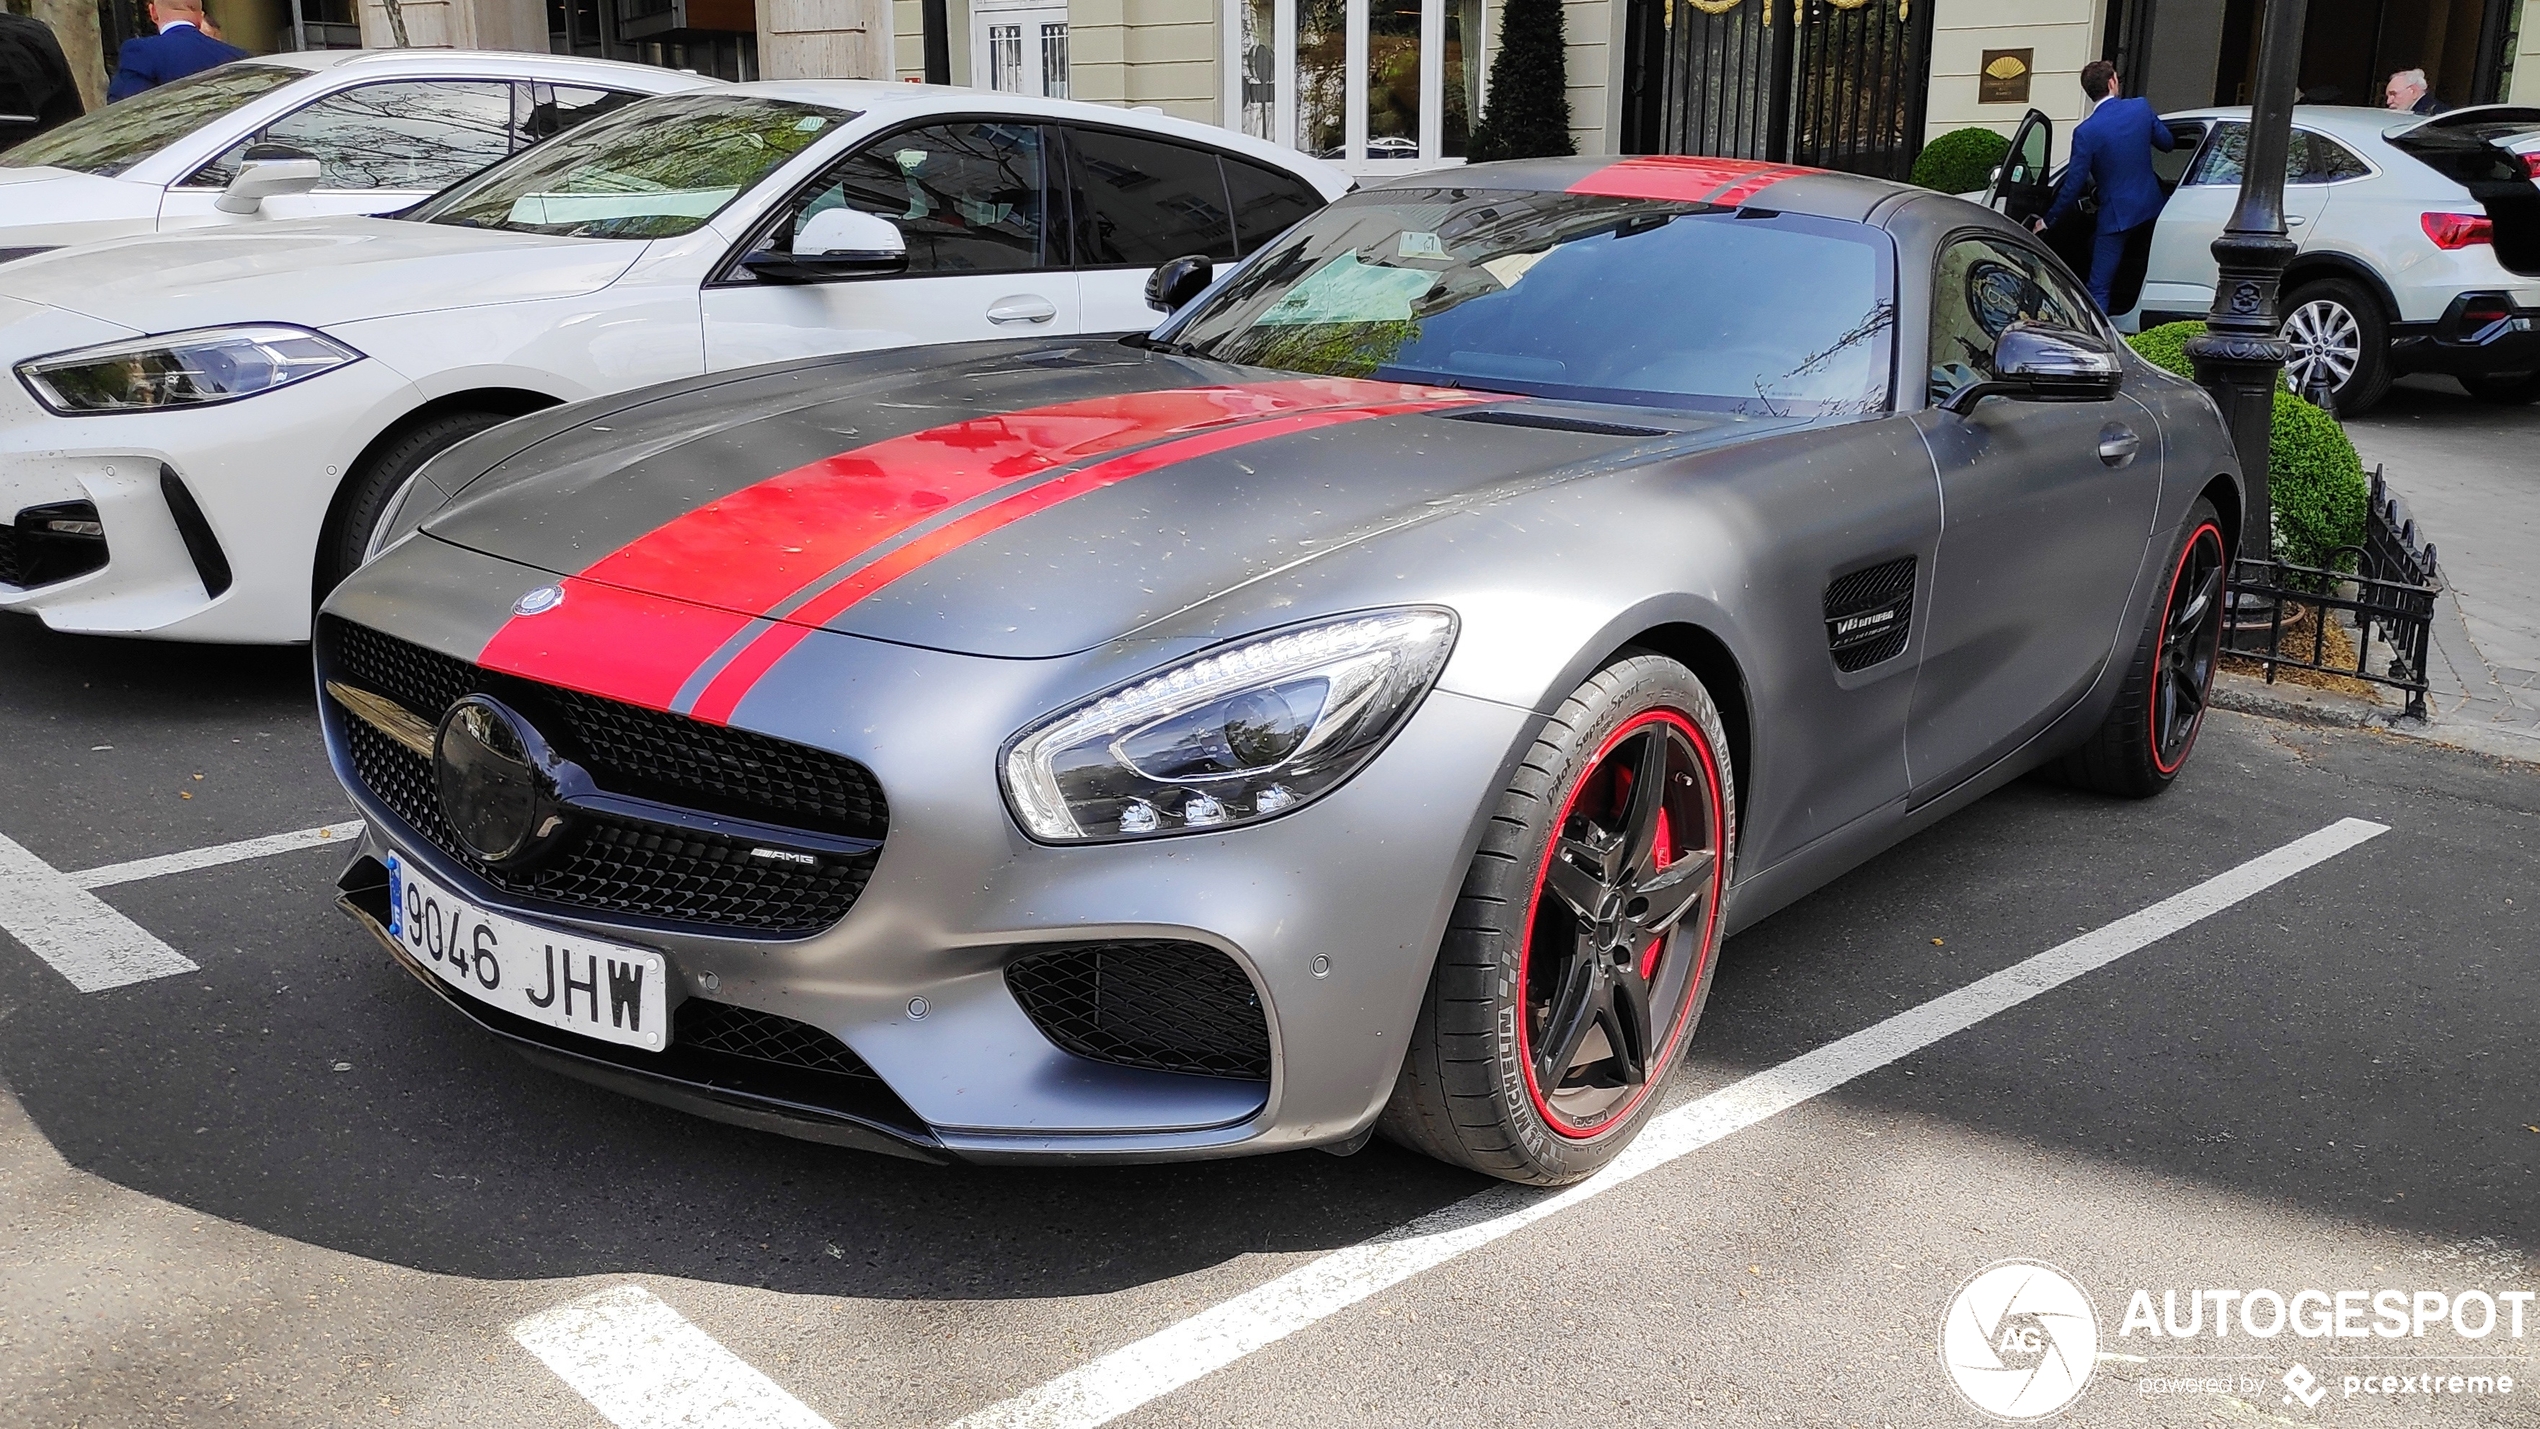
[
  {"x1": 2422, "y1": 212, "x2": 2495, "y2": 249},
  {"x1": 2525, "y1": 153, "x2": 2540, "y2": 180}
]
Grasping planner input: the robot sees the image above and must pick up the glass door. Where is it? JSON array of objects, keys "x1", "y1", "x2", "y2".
[
  {"x1": 1229, "y1": 0, "x2": 1478, "y2": 172},
  {"x1": 973, "y1": 0, "x2": 1072, "y2": 98}
]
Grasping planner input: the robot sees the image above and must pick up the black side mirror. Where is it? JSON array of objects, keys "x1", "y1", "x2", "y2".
[
  {"x1": 1941, "y1": 321, "x2": 2124, "y2": 413},
  {"x1": 1145, "y1": 254, "x2": 1213, "y2": 313}
]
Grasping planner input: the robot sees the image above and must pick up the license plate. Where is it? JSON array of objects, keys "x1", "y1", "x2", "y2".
[{"x1": 386, "y1": 852, "x2": 668, "y2": 1052}]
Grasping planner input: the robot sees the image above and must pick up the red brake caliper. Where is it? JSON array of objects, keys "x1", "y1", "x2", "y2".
[{"x1": 1641, "y1": 807, "x2": 1673, "y2": 980}]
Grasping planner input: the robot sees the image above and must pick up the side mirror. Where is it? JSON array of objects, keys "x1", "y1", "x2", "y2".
[
  {"x1": 1940, "y1": 321, "x2": 2124, "y2": 413},
  {"x1": 1144, "y1": 254, "x2": 1214, "y2": 313},
  {"x1": 216, "y1": 144, "x2": 321, "y2": 215},
  {"x1": 741, "y1": 207, "x2": 909, "y2": 283}
]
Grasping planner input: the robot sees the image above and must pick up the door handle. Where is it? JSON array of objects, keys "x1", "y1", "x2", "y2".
[
  {"x1": 987, "y1": 294, "x2": 1058, "y2": 325},
  {"x1": 2098, "y1": 423, "x2": 2142, "y2": 467},
  {"x1": 2286, "y1": 215, "x2": 2306, "y2": 226}
]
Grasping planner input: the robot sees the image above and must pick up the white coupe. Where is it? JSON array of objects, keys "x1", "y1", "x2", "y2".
[
  {"x1": 1991, "y1": 102, "x2": 2540, "y2": 413},
  {"x1": 0, "y1": 49, "x2": 715, "y2": 260},
  {"x1": 0, "y1": 81, "x2": 1345, "y2": 643}
]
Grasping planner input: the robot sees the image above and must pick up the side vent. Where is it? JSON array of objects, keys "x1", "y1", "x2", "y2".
[{"x1": 1823, "y1": 556, "x2": 1915, "y2": 672}]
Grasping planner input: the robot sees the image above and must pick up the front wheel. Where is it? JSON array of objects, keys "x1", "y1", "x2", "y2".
[
  {"x1": 1380, "y1": 652, "x2": 1737, "y2": 1185},
  {"x1": 2054, "y1": 499, "x2": 2229, "y2": 797},
  {"x1": 315, "y1": 408, "x2": 514, "y2": 603}
]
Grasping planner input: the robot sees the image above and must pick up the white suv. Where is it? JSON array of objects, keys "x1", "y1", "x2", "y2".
[
  {"x1": 0, "y1": 50, "x2": 717, "y2": 261},
  {"x1": 1989, "y1": 103, "x2": 2540, "y2": 413}
]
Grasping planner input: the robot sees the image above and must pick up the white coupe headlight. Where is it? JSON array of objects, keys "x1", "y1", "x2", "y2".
[
  {"x1": 15, "y1": 324, "x2": 361, "y2": 415},
  {"x1": 1002, "y1": 609, "x2": 1458, "y2": 843}
]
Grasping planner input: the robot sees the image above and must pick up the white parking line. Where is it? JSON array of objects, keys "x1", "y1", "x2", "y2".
[
  {"x1": 945, "y1": 816, "x2": 2389, "y2": 1429},
  {"x1": 70, "y1": 821, "x2": 365, "y2": 890},
  {"x1": 0, "y1": 819, "x2": 362, "y2": 991},
  {"x1": 513, "y1": 1284, "x2": 838, "y2": 1429}
]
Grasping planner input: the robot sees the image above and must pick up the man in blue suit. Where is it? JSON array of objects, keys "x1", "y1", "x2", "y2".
[
  {"x1": 107, "y1": 0, "x2": 247, "y2": 102},
  {"x1": 2036, "y1": 59, "x2": 2173, "y2": 313}
]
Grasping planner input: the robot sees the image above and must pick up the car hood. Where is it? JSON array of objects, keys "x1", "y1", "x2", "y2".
[
  {"x1": 0, "y1": 167, "x2": 163, "y2": 249},
  {"x1": 0, "y1": 219, "x2": 645, "y2": 335},
  {"x1": 416, "y1": 340, "x2": 1808, "y2": 659}
]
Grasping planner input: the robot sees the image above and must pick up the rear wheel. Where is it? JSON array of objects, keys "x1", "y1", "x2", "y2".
[
  {"x1": 2279, "y1": 279, "x2": 2391, "y2": 415},
  {"x1": 315, "y1": 408, "x2": 514, "y2": 603},
  {"x1": 2054, "y1": 499, "x2": 2228, "y2": 797},
  {"x1": 1381, "y1": 652, "x2": 1735, "y2": 1185},
  {"x1": 2461, "y1": 371, "x2": 2540, "y2": 405}
]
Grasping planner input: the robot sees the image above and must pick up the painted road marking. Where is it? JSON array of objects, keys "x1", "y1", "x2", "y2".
[
  {"x1": 71, "y1": 821, "x2": 366, "y2": 890},
  {"x1": 0, "y1": 819, "x2": 363, "y2": 991},
  {"x1": 945, "y1": 816, "x2": 2389, "y2": 1429},
  {"x1": 513, "y1": 1284, "x2": 837, "y2": 1429}
]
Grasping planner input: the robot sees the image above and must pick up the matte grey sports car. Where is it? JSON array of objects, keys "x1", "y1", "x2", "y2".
[{"x1": 318, "y1": 154, "x2": 2239, "y2": 1185}]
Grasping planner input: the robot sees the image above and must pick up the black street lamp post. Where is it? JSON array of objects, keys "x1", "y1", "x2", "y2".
[{"x1": 2186, "y1": 0, "x2": 2311, "y2": 560}]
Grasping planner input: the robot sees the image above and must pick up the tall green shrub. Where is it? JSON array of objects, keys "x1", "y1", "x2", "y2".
[
  {"x1": 2125, "y1": 320, "x2": 2369, "y2": 570},
  {"x1": 1910, "y1": 127, "x2": 2010, "y2": 195},
  {"x1": 1467, "y1": 0, "x2": 1574, "y2": 162}
]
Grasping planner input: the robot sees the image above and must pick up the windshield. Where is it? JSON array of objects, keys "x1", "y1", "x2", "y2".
[
  {"x1": 1160, "y1": 187, "x2": 1893, "y2": 416},
  {"x1": 409, "y1": 95, "x2": 851, "y2": 240},
  {"x1": 1, "y1": 63, "x2": 304, "y2": 177}
]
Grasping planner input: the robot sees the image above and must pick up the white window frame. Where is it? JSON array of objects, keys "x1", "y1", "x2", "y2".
[{"x1": 1224, "y1": 0, "x2": 1473, "y2": 175}]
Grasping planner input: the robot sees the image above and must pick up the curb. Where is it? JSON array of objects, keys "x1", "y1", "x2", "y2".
[{"x1": 2211, "y1": 672, "x2": 2540, "y2": 769}]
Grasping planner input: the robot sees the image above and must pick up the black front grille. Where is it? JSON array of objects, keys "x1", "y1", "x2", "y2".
[
  {"x1": 1, "y1": 501, "x2": 110, "y2": 590},
  {"x1": 1006, "y1": 941, "x2": 1272, "y2": 1081},
  {"x1": 322, "y1": 617, "x2": 887, "y2": 935},
  {"x1": 676, "y1": 998, "x2": 876, "y2": 1079}
]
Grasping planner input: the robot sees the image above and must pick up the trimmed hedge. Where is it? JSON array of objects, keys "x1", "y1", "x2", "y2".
[
  {"x1": 1910, "y1": 127, "x2": 2010, "y2": 195},
  {"x1": 2125, "y1": 320, "x2": 2368, "y2": 570}
]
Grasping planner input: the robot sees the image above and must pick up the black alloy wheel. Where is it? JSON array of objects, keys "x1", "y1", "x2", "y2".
[
  {"x1": 1382, "y1": 652, "x2": 1736, "y2": 1184},
  {"x1": 2055, "y1": 498, "x2": 2229, "y2": 798},
  {"x1": 2149, "y1": 521, "x2": 2228, "y2": 775},
  {"x1": 1522, "y1": 711, "x2": 1718, "y2": 1134}
]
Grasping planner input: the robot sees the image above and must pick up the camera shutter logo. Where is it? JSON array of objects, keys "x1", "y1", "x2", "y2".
[{"x1": 1939, "y1": 1260, "x2": 2100, "y2": 1420}]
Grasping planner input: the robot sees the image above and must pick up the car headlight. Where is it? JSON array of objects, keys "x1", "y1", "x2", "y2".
[
  {"x1": 15, "y1": 324, "x2": 361, "y2": 415},
  {"x1": 1003, "y1": 609, "x2": 1458, "y2": 842}
]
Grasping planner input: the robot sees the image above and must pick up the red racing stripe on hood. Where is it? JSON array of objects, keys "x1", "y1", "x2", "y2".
[
  {"x1": 681, "y1": 392, "x2": 1500, "y2": 725},
  {"x1": 1568, "y1": 156, "x2": 1818, "y2": 207},
  {"x1": 475, "y1": 379, "x2": 1482, "y2": 712}
]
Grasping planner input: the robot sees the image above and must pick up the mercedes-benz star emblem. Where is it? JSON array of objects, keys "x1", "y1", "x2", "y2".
[
  {"x1": 434, "y1": 695, "x2": 569, "y2": 866},
  {"x1": 513, "y1": 584, "x2": 566, "y2": 616}
]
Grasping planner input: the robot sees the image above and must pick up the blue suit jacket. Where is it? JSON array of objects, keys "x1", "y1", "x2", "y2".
[
  {"x1": 107, "y1": 24, "x2": 247, "y2": 102},
  {"x1": 2042, "y1": 96, "x2": 2175, "y2": 235}
]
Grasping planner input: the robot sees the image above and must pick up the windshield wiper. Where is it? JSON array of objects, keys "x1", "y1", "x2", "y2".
[{"x1": 1120, "y1": 332, "x2": 1206, "y2": 358}]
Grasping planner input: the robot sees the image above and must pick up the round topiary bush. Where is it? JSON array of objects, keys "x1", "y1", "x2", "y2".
[
  {"x1": 2124, "y1": 321, "x2": 2368, "y2": 570},
  {"x1": 1910, "y1": 127, "x2": 2011, "y2": 195}
]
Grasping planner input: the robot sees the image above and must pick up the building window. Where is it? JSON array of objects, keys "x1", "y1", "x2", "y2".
[
  {"x1": 974, "y1": 1, "x2": 1069, "y2": 98},
  {"x1": 1040, "y1": 22, "x2": 1072, "y2": 99},
  {"x1": 1228, "y1": 0, "x2": 1481, "y2": 171}
]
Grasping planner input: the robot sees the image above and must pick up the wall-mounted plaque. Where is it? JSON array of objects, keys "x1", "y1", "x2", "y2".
[{"x1": 1979, "y1": 48, "x2": 2033, "y2": 105}]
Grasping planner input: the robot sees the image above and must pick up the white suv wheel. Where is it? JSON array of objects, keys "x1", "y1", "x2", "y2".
[{"x1": 2282, "y1": 298, "x2": 2361, "y2": 392}]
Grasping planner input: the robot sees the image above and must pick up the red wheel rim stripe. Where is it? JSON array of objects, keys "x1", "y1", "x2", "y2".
[
  {"x1": 2149, "y1": 520, "x2": 2225, "y2": 776},
  {"x1": 1513, "y1": 707, "x2": 1727, "y2": 1140}
]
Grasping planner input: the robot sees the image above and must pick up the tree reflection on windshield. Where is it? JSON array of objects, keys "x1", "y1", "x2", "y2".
[
  {"x1": 411, "y1": 96, "x2": 851, "y2": 240},
  {"x1": 1168, "y1": 188, "x2": 1895, "y2": 417}
]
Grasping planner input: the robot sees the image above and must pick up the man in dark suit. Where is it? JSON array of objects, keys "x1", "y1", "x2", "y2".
[
  {"x1": 107, "y1": 0, "x2": 247, "y2": 102},
  {"x1": 2384, "y1": 68, "x2": 2447, "y2": 117},
  {"x1": 0, "y1": 9, "x2": 85, "y2": 146},
  {"x1": 2035, "y1": 59, "x2": 2174, "y2": 313}
]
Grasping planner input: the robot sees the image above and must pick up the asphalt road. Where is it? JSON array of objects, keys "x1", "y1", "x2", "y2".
[{"x1": 1, "y1": 608, "x2": 2534, "y2": 1429}]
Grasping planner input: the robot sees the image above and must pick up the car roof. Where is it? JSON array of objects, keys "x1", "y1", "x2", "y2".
[
  {"x1": 1357, "y1": 154, "x2": 1909, "y2": 225},
  {"x1": 2160, "y1": 103, "x2": 2442, "y2": 146},
  {"x1": 715, "y1": 80, "x2": 1353, "y2": 194},
  {"x1": 249, "y1": 48, "x2": 721, "y2": 91}
]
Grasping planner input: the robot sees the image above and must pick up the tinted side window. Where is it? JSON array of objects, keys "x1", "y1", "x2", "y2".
[
  {"x1": 771, "y1": 122, "x2": 1049, "y2": 274},
  {"x1": 1064, "y1": 127, "x2": 1237, "y2": 265},
  {"x1": 2184, "y1": 121, "x2": 2309, "y2": 188},
  {"x1": 2151, "y1": 119, "x2": 2206, "y2": 187},
  {"x1": 1929, "y1": 235, "x2": 2096, "y2": 405},
  {"x1": 2297, "y1": 132, "x2": 2371, "y2": 183},
  {"x1": 1224, "y1": 155, "x2": 1324, "y2": 254},
  {"x1": 190, "y1": 80, "x2": 518, "y2": 191},
  {"x1": 518, "y1": 84, "x2": 644, "y2": 147}
]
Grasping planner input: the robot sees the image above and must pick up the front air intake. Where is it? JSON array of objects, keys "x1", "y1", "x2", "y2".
[{"x1": 1006, "y1": 940, "x2": 1272, "y2": 1081}]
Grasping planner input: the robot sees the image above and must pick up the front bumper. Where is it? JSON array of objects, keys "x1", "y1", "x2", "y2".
[
  {"x1": 2388, "y1": 292, "x2": 2540, "y2": 379},
  {"x1": 319, "y1": 542, "x2": 1539, "y2": 1164},
  {"x1": 0, "y1": 354, "x2": 421, "y2": 642}
]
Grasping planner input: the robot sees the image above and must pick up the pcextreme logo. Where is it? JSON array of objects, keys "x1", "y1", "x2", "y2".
[{"x1": 1939, "y1": 1260, "x2": 2101, "y2": 1421}]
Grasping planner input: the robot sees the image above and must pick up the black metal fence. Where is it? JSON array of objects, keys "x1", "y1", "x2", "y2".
[
  {"x1": 2225, "y1": 468, "x2": 2442, "y2": 720},
  {"x1": 1620, "y1": 0, "x2": 1936, "y2": 181}
]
